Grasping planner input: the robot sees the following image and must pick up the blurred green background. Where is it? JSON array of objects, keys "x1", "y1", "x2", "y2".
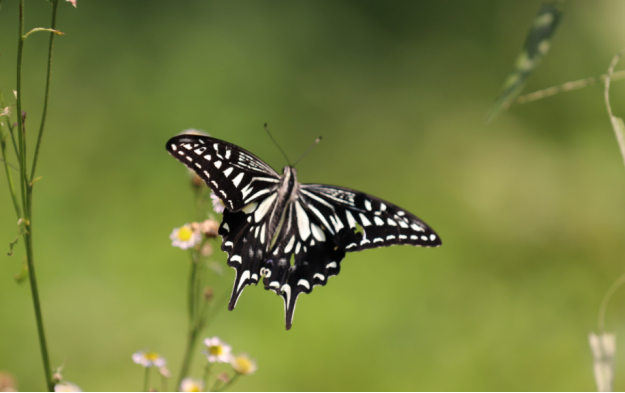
[{"x1": 1, "y1": 0, "x2": 625, "y2": 391}]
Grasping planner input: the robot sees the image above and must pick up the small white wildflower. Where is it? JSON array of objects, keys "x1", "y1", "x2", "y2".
[
  {"x1": 132, "y1": 350, "x2": 167, "y2": 368},
  {"x1": 210, "y1": 192, "x2": 226, "y2": 213},
  {"x1": 179, "y1": 129, "x2": 209, "y2": 137},
  {"x1": 65, "y1": 0, "x2": 77, "y2": 7},
  {"x1": 589, "y1": 332, "x2": 616, "y2": 392},
  {"x1": 204, "y1": 337, "x2": 232, "y2": 363},
  {"x1": 159, "y1": 366, "x2": 171, "y2": 378},
  {"x1": 54, "y1": 382, "x2": 82, "y2": 392},
  {"x1": 230, "y1": 353, "x2": 257, "y2": 375},
  {"x1": 170, "y1": 224, "x2": 201, "y2": 250},
  {"x1": 179, "y1": 377, "x2": 204, "y2": 392}
]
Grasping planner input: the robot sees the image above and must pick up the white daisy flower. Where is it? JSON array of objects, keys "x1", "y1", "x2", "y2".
[
  {"x1": 132, "y1": 350, "x2": 167, "y2": 368},
  {"x1": 179, "y1": 377, "x2": 204, "y2": 392},
  {"x1": 210, "y1": 192, "x2": 226, "y2": 214},
  {"x1": 170, "y1": 224, "x2": 201, "y2": 250},
  {"x1": 204, "y1": 337, "x2": 232, "y2": 363},
  {"x1": 231, "y1": 353, "x2": 257, "y2": 375},
  {"x1": 54, "y1": 382, "x2": 82, "y2": 392}
]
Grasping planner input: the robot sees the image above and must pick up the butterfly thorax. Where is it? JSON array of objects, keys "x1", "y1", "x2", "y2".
[{"x1": 262, "y1": 166, "x2": 299, "y2": 251}]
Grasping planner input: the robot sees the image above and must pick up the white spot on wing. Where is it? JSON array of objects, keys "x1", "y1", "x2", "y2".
[
  {"x1": 387, "y1": 218, "x2": 397, "y2": 226},
  {"x1": 295, "y1": 202, "x2": 311, "y2": 241},
  {"x1": 297, "y1": 279, "x2": 310, "y2": 290},
  {"x1": 171, "y1": 144, "x2": 178, "y2": 151},
  {"x1": 374, "y1": 216, "x2": 384, "y2": 226},
  {"x1": 204, "y1": 155, "x2": 211, "y2": 161},
  {"x1": 313, "y1": 273, "x2": 325, "y2": 281},
  {"x1": 213, "y1": 143, "x2": 219, "y2": 151},
  {"x1": 252, "y1": 273, "x2": 258, "y2": 281},
  {"x1": 225, "y1": 149, "x2": 231, "y2": 159},
  {"x1": 223, "y1": 223, "x2": 230, "y2": 232},
  {"x1": 430, "y1": 234, "x2": 437, "y2": 241},
  {"x1": 232, "y1": 173, "x2": 244, "y2": 187},
  {"x1": 270, "y1": 281, "x2": 280, "y2": 289},
  {"x1": 223, "y1": 167, "x2": 233, "y2": 177},
  {"x1": 386, "y1": 235, "x2": 396, "y2": 240},
  {"x1": 345, "y1": 243, "x2": 357, "y2": 249},
  {"x1": 410, "y1": 223, "x2": 424, "y2": 232},
  {"x1": 295, "y1": 242, "x2": 301, "y2": 254},
  {"x1": 399, "y1": 235, "x2": 407, "y2": 240},
  {"x1": 214, "y1": 160, "x2": 222, "y2": 169},
  {"x1": 254, "y1": 193, "x2": 277, "y2": 223},
  {"x1": 326, "y1": 261, "x2": 337, "y2": 269},
  {"x1": 230, "y1": 255, "x2": 241, "y2": 263},
  {"x1": 345, "y1": 211, "x2": 357, "y2": 228},
  {"x1": 185, "y1": 156, "x2": 192, "y2": 162},
  {"x1": 238, "y1": 270, "x2": 250, "y2": 291},
  {"x1": 421, "y1": 236, "x2": 428, "y2": 241},
  {"x1": 380, "y1": 203, "x2": 387, "y2": 211},
  {"x1": 284, "y1": 236, "x2": 296, "y2": 253},
  {"x1": 183, "y1": 143, "x2": 193, "y2": 150},
  {"x1": 281, "y1": 284, "x2": 291, "y2": 305},
  {"x1": 373, "y1": 238, "x2": 384, "y2": 243},
  {"x1": 359, "y1": 213, "x2": 372, "y2": 226},
  {"x1": 311, "y1": 224, "x2": 326, "y2": 242},
  {"x1": 365, "y1": 200, "x2": 372, "y2": 211},
  {"x1": 260, "y1": 224, "x2": 266, "y2": 244}
]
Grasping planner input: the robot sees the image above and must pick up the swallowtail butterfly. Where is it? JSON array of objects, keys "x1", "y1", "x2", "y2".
[{"x1": 166, "y1": 134, "x2": 442, "y2": 329}]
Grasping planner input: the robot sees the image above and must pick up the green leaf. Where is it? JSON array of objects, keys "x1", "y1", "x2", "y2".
[
  {"x1": 486, "y1": 2, "x2": 564, "y2": 123},
  {"x1": 14, "y1": 258, "x2": 29, "y2": 284}
]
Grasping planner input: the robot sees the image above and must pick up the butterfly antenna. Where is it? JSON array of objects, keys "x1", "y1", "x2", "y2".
[
  {"x1": 293, "y1": 136, "x2": 322, "y2": 168},
  {"x1": 264, "y1": 123, "x2": 291, "y2": 166}
]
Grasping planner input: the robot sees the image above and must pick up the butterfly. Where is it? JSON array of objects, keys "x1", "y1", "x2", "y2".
[{"x1": 166, "y1": 134, "x2": 442, "y2": 329}]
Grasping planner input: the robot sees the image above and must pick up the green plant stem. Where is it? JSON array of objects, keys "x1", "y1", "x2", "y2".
[
  {"x1": 30, "y1": 0, "x2": 59, "y2": 182},
  {"x1": 16, "y1": 1, "x2": 53, "y2": 390},
  {"x1": 0, "y1": 131, "x2": 22, "y2": 218},
  {"x1": 0, "y1": 87, "x2": 21, "y2": 161},
  {"x1": 143, "y1": 367, "x2": 151, "y2": 392},
  {"x1": 202, "y1": 362, "x2": 212, "y2": 391},
  {"x1": 178, "y1": 254, "x2": 201, "y2": 387}
]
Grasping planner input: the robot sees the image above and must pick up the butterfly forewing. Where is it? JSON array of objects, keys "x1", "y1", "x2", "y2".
[
  {"x1": 300, "y1": 184, "x2": 442, "y2": 251},
  {"x1": 166, "y1": 135, "x2": 281, "y2": 211}
]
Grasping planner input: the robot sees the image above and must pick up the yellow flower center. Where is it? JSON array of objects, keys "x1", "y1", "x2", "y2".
[
  {"x1": 208, "y1": 345, "x2": 223, "y2": 356},
  {"x1": 177, "y1": 226, "x2": 193, "y2": 241},
  {"x1": 232, "y1": 356, "x2": 255, "y2": 375},
  {"x1": 146, "y1": 352, "x2": 160, "y2": 361}
]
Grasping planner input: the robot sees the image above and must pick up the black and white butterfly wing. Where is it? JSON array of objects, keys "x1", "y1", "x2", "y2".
[
  {"x1": 300, "y1": 184, "x2": 442, "y2": 250},
  {"x1": 166, "y1": 135, "x2": 281, "y2": 211}
]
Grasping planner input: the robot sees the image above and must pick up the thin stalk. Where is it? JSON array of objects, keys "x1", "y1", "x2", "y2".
[
  {"x1": 178, "y1": 254, "x2": 200, "y2": 387},
  {"x1": 0, "y1": 87, "x2": 21, "y2": 160},
  {"x1": 16, "y1": 1, "x2": 53, "y2": 390},
  {"x1": 511, "y1": 70, "x2": 625, "y2": 107},
  {"x1": 202, "y1": 362, "x2": 212, "y2": 392},
  {"x1": 215, "y1": 374, "x2": 239, "y2": 392},
  {"x1": 598, "y1": 272, "x2": 625, "y2": 332},
  {"x1": 30, "y1": 0, "x2": 59, "y2": 182},
  {"x1": 1, "y1": 129, "x2": 21, "y2": 218},
  {"x1": 143, "y1": 367, "x2": 151, "y2": 392}
]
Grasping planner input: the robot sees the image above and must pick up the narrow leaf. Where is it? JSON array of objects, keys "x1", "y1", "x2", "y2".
[{"x1": 486, "y1": 2, "x2": 564, "y2": 122}]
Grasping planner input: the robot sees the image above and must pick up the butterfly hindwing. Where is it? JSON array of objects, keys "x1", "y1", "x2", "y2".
[
  {"x1": 166, "y1": 135, "x2": 280, "y2": 211},
  {"x1": 260, "y1": 200, "x2": 346, "y2": 329}
]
